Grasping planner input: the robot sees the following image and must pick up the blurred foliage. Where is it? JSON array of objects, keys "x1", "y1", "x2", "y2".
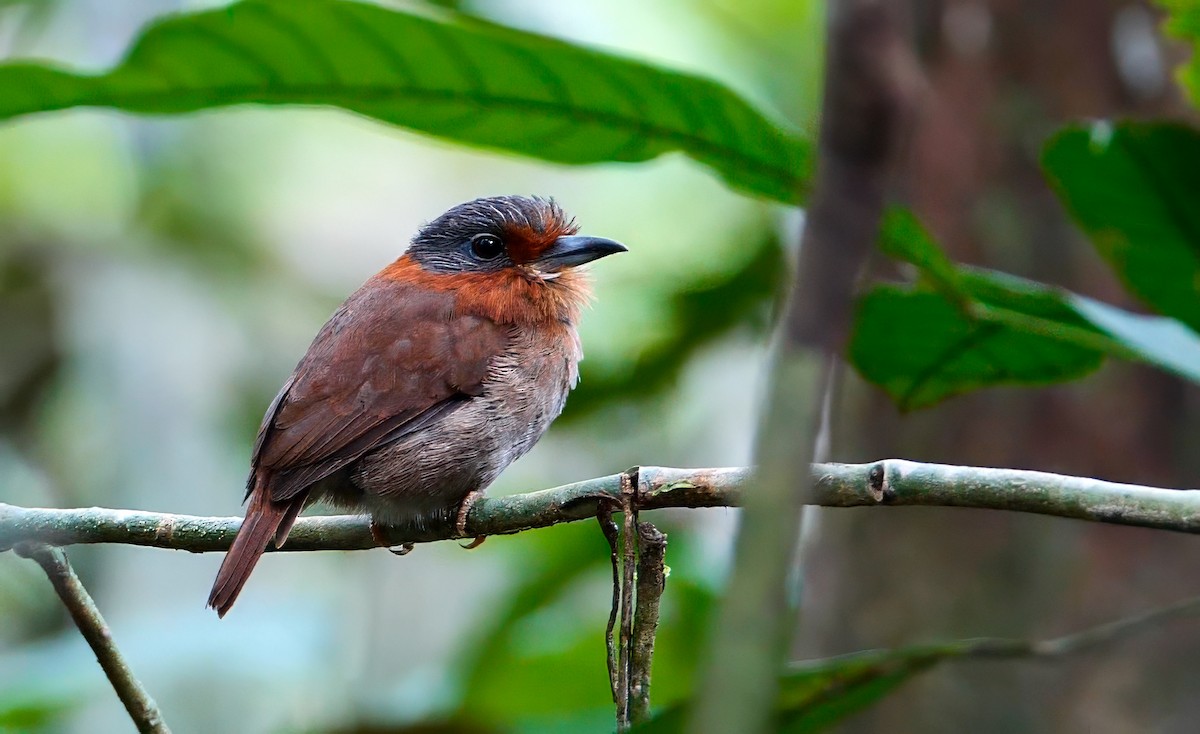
[
  {"x1": 1161, "y1": 0, "x2": 1200, "y2": 107},
  {"x1": 850, "y1": 287, "x2": 1103, "y2": 411},
  {"x1": 0, "y1": 0, "x2": 809, "y2": 203},
  {"x1": 634, "y1": 638, "x2": 1072, "y2": 733},
  {"x1": 451, "y1": 520, "x2": 717, "y2": 731},
  {"x1": 0, "y1": 0, "x2": 60, "y2": 55},
  {"x1": 322, "y1": 721, "x2": 501, "y2": 734},
  {"x1": 0, "y1": 246, "x2": 60, "y2": 435},
  {"x1": 0, "y1": 689, "x2": 71, "y2": 732},
  {"x1": 1043, "y1": 122, "x2": 1200, "y2": 332},
  {"x1": 563, "y1": 228, "x2": 786, "y2": 421},
  {"x1": 635, "y1": 591, "x2": 1200, "y2": 732},
  {"x1": 845, "y1": 4, "x2": 1200, "y2": 410},
  {"x1": 457, "y1": 522, "x2": 614, "y2": 722},
  {"x1": 634, "y1": 640, "x2": 972, "y2": 734},
  {"x1": 850, "y1": 209, "x2": 1200, "y2": 409},
  {"x1": 134, "y1": 146, "x2": 271, "y2": 276}
]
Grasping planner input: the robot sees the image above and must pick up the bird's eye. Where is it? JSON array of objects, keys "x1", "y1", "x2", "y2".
[{"x1": 470, "y1": 234, "x2": 505, "y2": 260}]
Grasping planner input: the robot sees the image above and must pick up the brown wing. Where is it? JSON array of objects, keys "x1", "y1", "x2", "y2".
[{"x1": 253, "y1": 277, "x2": 510, "y2": 501}]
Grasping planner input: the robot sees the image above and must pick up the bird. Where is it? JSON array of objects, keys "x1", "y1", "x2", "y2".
[{"x1": 207, "y1": 195, "x2": 625, "y2": 617}]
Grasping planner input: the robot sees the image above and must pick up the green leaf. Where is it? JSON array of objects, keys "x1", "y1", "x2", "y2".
[
  {"x1": 633, "y1": 642, "x2": 1003, "y2": 734},
  {"x1": 773, "y1": 645, "x2": 963, "y2": 732},
  {"x1": 852, "y1": 210, "x2": 1200, "y2": 409},
  {"x1": 1159, "y1": 0, "x2": 1200, "y2": 108},
  {"x1": 877, "y1": 207, "x2": 962, "y2": 293},
  {"x1": 454, "y1": 523, "x2": 718, "y2": 726},
  {"x1": 1067, "y1": 293, "x2": 1200, "y2": 382},
  {"x1": 456, "y1": 523, "x2": 613, "y2": 720},
  {"x1": 0, "y1": 0, "x2": 810, "y2": 203},
  {"x1": 1042, "y1": 122, "x2": 1200, "y2": 332},
  {"x1": 0, "y1": 687, "x2": 73, "y2": 731},
  {"x1": 848, "y1": 286, "x2": 1103, "y2": 410},
  {"x1": 636, "y1": 595, "x2": 1200, "y2": 733}
]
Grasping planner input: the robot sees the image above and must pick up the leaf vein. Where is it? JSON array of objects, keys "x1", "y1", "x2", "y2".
[
  {"x1": 328, "y1": 3, "x2": 417, "y2": 85},
  {"x1": 242, "y1": 2, "x2": 343, "y2": 86},
  {"x1": 158, "y1": 24, "x2": 285, "y2": 87},
  {"x1": 97, "y1": 83, "x2": 798, "y2": 191},
  {"x1": 421, "y1": 19, "x2": 489, "y2": 97},
  {"x1": 900, "y1": 322, "x2": 1003, "y2": 410}
]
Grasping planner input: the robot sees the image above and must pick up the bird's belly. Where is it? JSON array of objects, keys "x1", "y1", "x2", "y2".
[{"x1": 346, "y1": 327, "x2": 579, "y2": 530}]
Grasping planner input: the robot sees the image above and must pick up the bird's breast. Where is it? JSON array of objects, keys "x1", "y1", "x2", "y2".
[
  {"x1": 348, "y1": 321, "x2": 581, "y2": 528},
  {"x1": 479, "y1": 320, "x2": 581, "y2": 456}
]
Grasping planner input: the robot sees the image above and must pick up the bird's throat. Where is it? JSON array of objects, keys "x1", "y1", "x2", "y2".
[{"x1": 378, "y1": 255, "x2": 590, "y2": 326}]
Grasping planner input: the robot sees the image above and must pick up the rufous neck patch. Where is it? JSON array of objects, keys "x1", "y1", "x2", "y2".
[{"x1": 378, "y1": 255, "x2": 591, "y2": 326}]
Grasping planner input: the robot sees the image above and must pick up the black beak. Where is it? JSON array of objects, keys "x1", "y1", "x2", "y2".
[{"x1": 535, "y1": 235, "x2": 627, "y2": 270}]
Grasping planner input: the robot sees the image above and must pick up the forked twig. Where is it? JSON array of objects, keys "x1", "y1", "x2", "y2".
[{"x1": 15, "y1": 542, "x2": 171, "y2": 734}]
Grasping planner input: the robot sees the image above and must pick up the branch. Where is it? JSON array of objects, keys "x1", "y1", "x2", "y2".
[
  {"x1": 762, "y1": 593, "x2": 1200, "y2": 727},
  {"x1": 954, "y1": 593, "x2": 1200, "y2": 660},
  {"x1": 15, "y1": 543, "x2": 171, "y2": 734},
  {"x1": 3, "y1": 461, "x2": 1200, "y2": 552},
  {"x1": 691, "y1": 0, "x2": 922, "y2": 730},
  {"x1": 783, "y1": 593, "x2": 1200, "y2": 695},
  {"x1": 630, "y1": 522, "x2": 668, "y2": 725},
  {"x1": 616, "y1": 471, "x2": 637, "y2": 731}
]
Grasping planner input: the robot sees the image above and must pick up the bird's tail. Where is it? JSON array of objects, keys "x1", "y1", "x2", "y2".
[{"x1": 208, "y1": 487, "x2": 301, "y2": 617}]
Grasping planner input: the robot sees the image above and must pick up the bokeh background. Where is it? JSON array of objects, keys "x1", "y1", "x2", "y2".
[{"x1": 2, "y1": 1, "x2": 1199, "y2": 732}]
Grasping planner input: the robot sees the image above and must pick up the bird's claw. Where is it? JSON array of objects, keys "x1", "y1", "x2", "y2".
[
  {"x1": 370, "y1": 520, "x2": 414, "y2": 556},
  {"x1": 455, "y1": 490, "x2": 487, "y2": 549}
]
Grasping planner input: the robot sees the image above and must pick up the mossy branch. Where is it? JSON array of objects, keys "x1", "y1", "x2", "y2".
[{"x1": 3, "y1": 460, "x2": 1199, "y2": 553}]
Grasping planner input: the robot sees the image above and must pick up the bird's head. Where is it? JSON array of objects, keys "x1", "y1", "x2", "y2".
[
  {"x1": 385, "y1": 196, "x2": 626, "y2": 325},
  {"x1": 405, "y1": 195, "x2": 626, "y2": 280}
]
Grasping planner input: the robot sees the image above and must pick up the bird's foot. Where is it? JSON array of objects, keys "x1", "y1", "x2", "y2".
[
  {"x1": 455, "y1": 490, "x2": 487, "y2": 550},
  {"x1": 460, "y1": 535, "x2": 487, "y2": 550},
  {"x1": 370, "y1": 519, "x2": 414, "y2": 556}
]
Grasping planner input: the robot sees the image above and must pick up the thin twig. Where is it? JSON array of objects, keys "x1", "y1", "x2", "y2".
[
  {"x1": 1030, "y1": 593, "x2": 1200, "y2": 657},
  {"x1": 598, "y1": 501, "x2": 621, "y2": 704},
  {"x1": 14, "y1": 542, "x2": 171, "y2": 734},
  {"x1": 646, "y1": 593, "x2": 1200, "y2": 726},
  {"x1": 616, "y1": 469, "x2": 639, "y2": 731},
  {"x1": 790, "y1": 593, "x2": 1200, "y2": 671},
  {"x1": 630, "y1": 522, "x2": 667, "y2": 724},
  {"x1": 6, "y1": 461, "x2": 1200, "y2": 553}
]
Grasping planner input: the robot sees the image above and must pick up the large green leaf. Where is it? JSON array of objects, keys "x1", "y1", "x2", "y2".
[
  {"x1": 1042, "y1": 122, "x2": 1200, "y2": 332},
  {"x1": 851, "y1": 209, "x2": 1200, "y2": 410},
  {"x1": 0, "y1": 0, "x2": 809, "y2": 203}
]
